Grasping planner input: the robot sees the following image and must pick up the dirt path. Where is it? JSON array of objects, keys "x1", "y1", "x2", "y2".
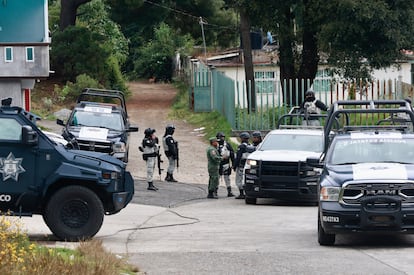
[{"x1": 126, "y1": 81, "x2": 210, "y2": 185}]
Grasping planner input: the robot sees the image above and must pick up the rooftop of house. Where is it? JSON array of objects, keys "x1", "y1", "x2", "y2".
[
  {"x1": 199, "y1": 45, "x2": 414, "y2": 68},
  {"x1": 200, "y1": 44, "x2": 279, "y2": 68}
]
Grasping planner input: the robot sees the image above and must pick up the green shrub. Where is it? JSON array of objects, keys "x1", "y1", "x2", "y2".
[
  {"x1": 54, "y1": 74, "x2": 101, "y2": 102},
  {"x1": 50, "y1": 26, "x2": 127, "y2": 91}
]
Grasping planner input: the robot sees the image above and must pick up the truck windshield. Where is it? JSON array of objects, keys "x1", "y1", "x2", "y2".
[
  {"x1": 330, "y1": 138, "x2": 414, "y2": 165},
  {"x1": 69, "y1": 110, "x2": 124, "y2": 131},
  {"x1": 260, "y1": 134, "x2": 323, "y2": 152}
]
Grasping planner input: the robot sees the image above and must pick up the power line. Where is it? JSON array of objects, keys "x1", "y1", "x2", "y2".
[
  {"x1": 143, "y1": 0, "x2": 199, "y2": 20},
  {"x1": 143, "y1": 0, "x2": 236, "y2": 30}
]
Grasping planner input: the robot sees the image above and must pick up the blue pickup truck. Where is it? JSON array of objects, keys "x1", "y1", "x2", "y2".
[{"x1": 309, "y1": 100, "x2": 414, "y2": 246}]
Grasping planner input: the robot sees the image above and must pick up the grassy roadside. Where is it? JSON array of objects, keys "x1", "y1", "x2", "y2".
[
  {"x1": 0, "y1": 216, "x2": 140, "y2": 275},
  {"x1": 170, "y1": 81, "x2": 237, "y2": 146}
]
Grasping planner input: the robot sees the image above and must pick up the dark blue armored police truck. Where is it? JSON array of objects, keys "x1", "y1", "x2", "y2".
[
  {"x1": 0, "y1": 98, "x2": 134, "y2": 241},
  {"x1": 57, "y1": 89, "x2": 138, "y2": 163},
  {"x1": 309, "y1": 100, "x2": 414, "y2": 246}
]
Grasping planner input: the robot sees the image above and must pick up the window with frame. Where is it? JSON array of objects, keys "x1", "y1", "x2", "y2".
[
  {"x1": 0, "y1": 118, "x2": 22, "y2": 141},
  {"x1": 26, "y1": 47, "x2": 34, "y2": 62},
  {"x1": 5, "y1": 47, "x2": 13, "y2": 62},
  {"x1": 255, "y1": 71, "x2": 276, "y2": 94}
]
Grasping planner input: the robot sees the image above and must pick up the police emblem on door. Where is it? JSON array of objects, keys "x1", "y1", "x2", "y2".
[{"x1": 0, "y1": 152, "x2": 26, "y2": 181}]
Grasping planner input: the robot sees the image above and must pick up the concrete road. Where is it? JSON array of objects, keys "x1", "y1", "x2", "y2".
[{"x1": 20, "y1": 179, "x2": 414, "y2": 275}]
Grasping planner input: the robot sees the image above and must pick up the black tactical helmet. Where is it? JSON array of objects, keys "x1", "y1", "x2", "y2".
[
  {"x1": 165, "y1": 124, "x2": 175, "y2": 135},
  {"x1": 216, "y1": 132, "x2": 225, "y2": 138},
  {"x1": 144, "y1": 128, "x2": 155, "y2": 136},
  {"x1": 305, "y1": 89, "x2": 315, "y2": 98},
  {"x1": 252, "y1": 131, "x2": 262, "y2": 138},
  {"x1": 239, "y1": 132, "x2": 250, "y2": 139}
]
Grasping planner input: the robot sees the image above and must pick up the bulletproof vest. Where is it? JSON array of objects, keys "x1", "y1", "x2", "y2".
[
  {"x1": 241, "y1": 143, "x2": 255, "y2": 161},
  {"x1": 304, "y1": 99, "x2": 320, "y2": 114},
  {"x1": 163, "y1": 135, "x2": 172, "y2": 152},
  {"x1": 219, "y1": 142, "x2": 230, "y2": 158},
  {"x1": 142, "y1": 138, "x2": 158, "y2": 154}
]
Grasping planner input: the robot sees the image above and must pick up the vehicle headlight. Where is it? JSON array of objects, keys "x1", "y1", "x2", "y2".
[
  {"x1": 246, "y1": 159, "x2": 257, "y2": 166},
  {"x1": 305, "y1": 168, "x2": 322, "y2": 176},
  {"x1": 102, "y1": 171, "x2": 119, "y2": 180},
  {"x1": 245, "y1": 159, "x2": 258, "y2": 175},
  {"x1": 320, "y1": 186, "x2": 341, "y2": 201},
  {"x1": 112, "y1": 142, "x2": 126, "y2": 153},
  {"x1": 305, "y1": 170, "x2": 317, "y2": 176}
]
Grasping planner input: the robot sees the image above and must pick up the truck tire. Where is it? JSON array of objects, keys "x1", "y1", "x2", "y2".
[
  {"x1": 318, "y1": 214, "x2": 335, "y2": 246},
  {"x1": 245, "y1": 197, "x2": 257, "y2": 205},
  {"x1": 44, "y1": 185, "x2": 104, "y2": 241}
]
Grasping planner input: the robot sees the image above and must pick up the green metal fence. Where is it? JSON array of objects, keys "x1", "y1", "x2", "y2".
[{"x1": 189, "y1": 65, "x2": 410, "y2": 131}]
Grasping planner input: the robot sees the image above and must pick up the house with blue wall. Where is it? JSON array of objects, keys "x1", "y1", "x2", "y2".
[{"x1": 0, "y1": 0, "x2": 50, "y2": 109}]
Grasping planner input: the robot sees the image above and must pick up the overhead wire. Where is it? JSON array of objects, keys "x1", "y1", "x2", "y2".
[{"x1": 143, "y1": 0, "x2": 237, "y2": 30}]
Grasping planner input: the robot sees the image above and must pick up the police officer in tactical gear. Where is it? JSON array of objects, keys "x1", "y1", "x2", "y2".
[
  {"x1": 216, "y1": 132, "x2": 235, "y2": 197},
  {"x1": 252, "y1": 131, "x2": 262, "y2": 149},
  {"x1": 163, "y1": 124, "x2": 178, "y2": 182},
  {"x1": 141, "y1": 128, "x2": 159, "y2": 191},
  {"x1": 232, "y1": 132, "x2": 255, "y2": 199},
  {"x1": 206, "y1": 137, "x2": 222, "y2": 199},
  {"x1": 300, "y1": 90, "x2": 328, "y2": 126}
]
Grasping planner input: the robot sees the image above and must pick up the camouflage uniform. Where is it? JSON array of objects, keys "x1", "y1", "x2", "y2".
[{"x1": 206, "y1": 137, "x2": 222, "y2": 199}]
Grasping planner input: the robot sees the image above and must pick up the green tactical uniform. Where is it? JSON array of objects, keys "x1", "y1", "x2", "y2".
[{"x1": 206, "y1": 143, "x2": 222, "y2": 193}]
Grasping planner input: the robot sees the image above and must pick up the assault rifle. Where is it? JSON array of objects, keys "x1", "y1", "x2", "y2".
[
  {"x1": 175, "y1": 141, "x2": 179, "y2": 172},
  {"x1": 157, "y1": 146, "x2": 163, "y2": 180}
]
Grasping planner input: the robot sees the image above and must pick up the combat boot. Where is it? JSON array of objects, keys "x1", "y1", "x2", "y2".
[
  {"x1": 227, "y1": 187, "x2": 234, "y2": 197},
  {"x1": 166, "y1": 172, "x2": 177, "y2": 182},
  {"x1": 147, "y1": 182, "x2": 158, "y2": 191},
  {"x1": 235, "y1": 189, "x2": 245, "y2": 199},
  {"x1": 207, "y1": 190, "x2": 218, "y2": 199}
]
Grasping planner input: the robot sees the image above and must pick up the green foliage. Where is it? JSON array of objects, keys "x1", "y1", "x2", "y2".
[
  {"x1": 107, "y1": 0, "x2": 238, "y2": 76},
  {"x1": 234, "y1": 105, "x2": 291, "y2": 130},
  {"x1": 54, "y1": 74, "x2": 102, "y2": 102},
  {"x1": 78, "y1": 0, "x2": 129, "y2": 65},
  {"x1": 49, "y1": 1, "x2": 128, "y2": 91},
  {"x1": 50, "y1": 25, "x2": 127, "y2": 91},
  {"x1": 240, "y1": 0, "x2": 414, "y2": 80},
  {"x1": 170, "y1": 82, "x2": 233, "y2": 141},
  {"x1": 51, "y1": 26, "x2": 110, "y2": 81},
  {"x1": 318, "y1": 0, "x2": 414, "y2": 79},
  {"x1": 163, "y1": 0, "x2": 239, "y2": 48},
  {"x1": 0, "y1": 216, "x2": 138, "y2": 274},
  {"x1": 48, "y1": 1, "x2": 60, "y2": 33},
  {"x1": 133, "y1": 23, "x2": 194, "y2": 81},
  {"x1": 104, "y1": 56, "x2": 129, "y2": 93}
]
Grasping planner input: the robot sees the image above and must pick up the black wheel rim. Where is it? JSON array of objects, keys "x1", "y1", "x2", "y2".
[{"x1": 60, "y1": 200, "x2": 89, "y2": 229}]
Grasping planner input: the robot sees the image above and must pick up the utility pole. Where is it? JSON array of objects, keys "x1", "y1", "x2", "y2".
[{"x1": 199, "y1": 17, "x2": 207, "y2": 57}]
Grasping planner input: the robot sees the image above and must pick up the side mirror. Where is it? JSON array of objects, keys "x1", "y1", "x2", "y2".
[
  {"x1": 306, "y1": 156, "x2": 323, "y2": 168},
  {"x1": 22, "y1": 125, "x2": 38, "y2": 145},
  {"x1": 127, "y1": 125, "x2": 139, "y2": 132},
  {"x1": 56, "y1": 119, "x2": 65, "y2": 126}
]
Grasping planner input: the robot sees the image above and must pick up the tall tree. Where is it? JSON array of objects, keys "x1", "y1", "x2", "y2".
[
  {"x1": 223, "y1": 0, "x2": 257, "y2": 111},
  {"x1": 252, "y1": 0, "x2": 414, "y2": 105},
  {"x1": 106, "y1": 0, "x2": 238, "y2": 75},
  {"x1": 60, "y1": 0, "x2": 91, "y2": 30},
  {"x1": 319, "y1": 0, "x2": 414, "y2": 78},
  {"x1": 239, "y1": 7, "x2": 256, "y2": 112}
]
